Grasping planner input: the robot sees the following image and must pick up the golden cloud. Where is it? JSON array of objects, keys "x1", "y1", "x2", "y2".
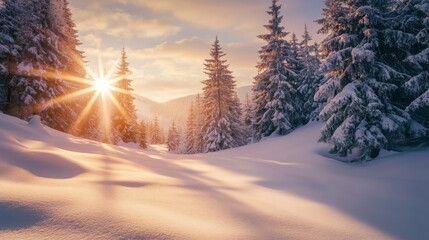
[{"x1": 72, "y1": 7, "x2": 180, "y2": 38}]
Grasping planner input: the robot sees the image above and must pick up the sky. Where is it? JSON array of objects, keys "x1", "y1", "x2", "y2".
[{"x1": 69, "y1": 0, "x2": 325, "y2": 103}]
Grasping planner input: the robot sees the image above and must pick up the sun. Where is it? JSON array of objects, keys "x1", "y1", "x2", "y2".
[{"x1": 93, "y1": 77, "x2": 112, "y2": 93}]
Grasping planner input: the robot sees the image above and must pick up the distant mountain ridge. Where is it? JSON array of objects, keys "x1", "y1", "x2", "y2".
[{"x1": 135, "y1": 86, "x2": 252, "y2": 128}]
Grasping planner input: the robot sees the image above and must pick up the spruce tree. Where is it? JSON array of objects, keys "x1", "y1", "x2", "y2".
[
  {"x1": 186, "y1": 101, "x2": 196, "y2": 154},
  {"x1": 138, "y1": 119, "x2": 148, "y2": 149},
  {"x1": 201, "y1": 37, "x2": 244, "y2": 152},
  {"x1": 193, "y1": 94, "x2": 205, "y2": 152},
  {"x1": 112, "y1": 48, "x2": 138, "y2": 143},
  {"x1": 397, "y1": 0, "x2": 429, "y2": 128},
  {"x1": 7, "y1": 0, "x2": 69, "y2": 128},
  {"x1": 253, "y1": 0, "x2": 304, "y2": 140},
  {"x1": 243, "y1": 93, "x2": 254, "y2": 140},
  {"x1": 1, "y1": 0, "x2": 89, "y2": 136},
  {"x1": 0, "y1": 0, "x2": 21, "y2": 111},
  {"x1": 315, "y1": 0, "x2": 426, "y2": 160},
  {"x1": 289, "y1": 32, "x2": 303, "y2": 76},
  {"x1": 150, "y1": 116, "x2": 162, "y2": 144},
  {"x1": 167, "y1": 121, "x2": 180, "y2": 152},
  {"x1": 297, "y1": 25, "x2": 323, "y2": 121}
]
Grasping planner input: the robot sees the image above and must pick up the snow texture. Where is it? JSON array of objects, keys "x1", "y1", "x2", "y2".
[{"x1": 0, "y1": 113, "x2": 428, "y2": 239}]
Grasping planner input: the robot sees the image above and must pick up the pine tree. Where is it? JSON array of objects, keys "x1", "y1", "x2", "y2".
[
  {"x1": 138, "y1": 119, "x2": 147, "y2": 149},
  {"x1": 290, "y1": 32, "x2": 303, "y2": 76},
  {"x1": 193, "y1": 94, "x2": 205, "y2": 152},
  {"x1": 201, "y1": 37, "x2": 244, "y2": 152},
  {"x1": 253, "y1": 0, "x2": 304, "y2": 140},
  {"x1": 397, "y1": 0, "x2": 429, "y2": 128},
  {"x1": 243, "y1": 93, "x2": 254, "y2": 141},
  {"x1": 0, "y1": 0, "x2": 90, "y2": 136},
  {"x1": 315, "y1": 0, "x2": 427, "y2": 160},
  {"x1": 230, "y1": 92, "x2": 247, "y2": 147},
  {"x1": 0, "y1": 0, "x2": 21, "y2": 111},
  {"x1": 112, "y1": 48, "x2": 138, "y2": 144},
  {"x1": 167, "y1": 121, "x2": 180, "y2": 152},
  {"x1": 186, "y1": 101, "x2": 196, "y2": 153},
  {"x1": 297, "y1": 25, "x2": 323, "y2": 121},
  {"x1": 150, "y1": 116, "x2": 162, "y2": 144},
  {"x1": 9, "y1": 1, "x2": 65, "y2": 126}
]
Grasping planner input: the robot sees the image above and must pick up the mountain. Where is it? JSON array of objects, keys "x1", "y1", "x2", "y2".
[
  {"x1": 0, "y1": 113, "x2": 428, "y2": 239},
  {"x1": 135, "y1": 86, "x2": 252, "y2": 128}
]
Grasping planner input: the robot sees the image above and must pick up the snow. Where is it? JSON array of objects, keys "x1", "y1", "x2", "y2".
[{"x1": 0, "y1": 113, "x2": 428, "y2": 239}]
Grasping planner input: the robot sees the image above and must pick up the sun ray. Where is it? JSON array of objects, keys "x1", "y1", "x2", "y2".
[
  {"x1": 101, "y1": 92, "x2": 112, "y2": 143},
  {"x1": 38, "y1": 69, "x2": 93, "y2": 87},
  {"x1": 106, "y1": 91, "x2": 130, "y2": 121},
  {"x1": 70, "y1": 91, "x2": 100, "y2": 133},
  {"x1": 109, "y1": 86, "x2": 131, "y2": 95},
  {"x1": 45, "y1": 87, "x2": 96, "y2": 109},
  {"x1": 104, "y1": 58, "x2": 121, "y2": 82}
]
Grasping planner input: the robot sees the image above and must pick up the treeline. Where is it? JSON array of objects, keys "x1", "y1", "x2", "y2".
[
  {"x1": 1, "y1": 0, "x2": 428, "y2": 161},
  {"x1": 168, "y1": 0, "x2": 429, "y2": 161}
]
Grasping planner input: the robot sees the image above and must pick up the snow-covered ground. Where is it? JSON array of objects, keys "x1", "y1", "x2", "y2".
[{"x1": 0, "y1": 113, "x2": 428, "y2": 240}]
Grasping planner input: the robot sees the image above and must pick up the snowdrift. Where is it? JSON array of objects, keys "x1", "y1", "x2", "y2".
[{"x1": 0, "y1": 113, "x2": 428, "y2": 239}]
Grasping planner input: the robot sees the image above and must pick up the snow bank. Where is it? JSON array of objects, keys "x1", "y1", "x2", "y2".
[{"x1": 0, "y1": 113, "x2": 428, "y2": 239}]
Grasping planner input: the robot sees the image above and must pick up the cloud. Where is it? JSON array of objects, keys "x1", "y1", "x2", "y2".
[
  {"x1": 115, "y1": 0, "x2": 266, "y2": 33},
  {"x1": 72, "y1": 7, "x2": 180, "y2": 38},
  {"x1": 105, "y1": 0, "x2": 324, "y2": 40},
  {"x1": 68, "y1": 0, "x2": 325, "y2": 101}
]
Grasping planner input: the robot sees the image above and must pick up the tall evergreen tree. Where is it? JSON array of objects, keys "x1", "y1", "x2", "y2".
[
  {"x1": 150, "y1": 116, "x2": 162, "y2": 144},
  {"x1": 243, "y1": 93, "x2": 254, "y2": 142},
  {"x1": 0, "y1": 0, "x2": 21, "y2": 111},
  {"x1": 201, "y1": 37, "x2": 244, "y2": 152},
  {"x1": 138, "y1": 119, "x2": 148, "y2": 149},
  {"x1": 289, "y1": 32, "x2": 303, "y2": 76},
  {"x1": 0, "y1": 0, "x2": 90, "y2": 136},
  {"x1": 186, "y1": 101, "x2": 196, "y2": 153},
  {"x1": 6, "y1": 0, "x2": 68, "y2": 124},
  {"x1": 297, "y1": 25, "x2": 323, "y2": 121},
  {"x1": 315, "y1": 0, "x2": 427, "y2": 160},
  {"x1": 112, "y1": 48, "x2": 138, "y2": 144},
  {"x1": 167, "y1": 121, "x2": 180, "y2": 152},
  {"x1": 397, "y1": 0, "x2": 429, "y2": 128},
  {"x1": 193, "y1": 94, "x2": 205, "y2": 152},
  {"x1": 253, "y1": 0, "x2": 304, "y2": 140}
]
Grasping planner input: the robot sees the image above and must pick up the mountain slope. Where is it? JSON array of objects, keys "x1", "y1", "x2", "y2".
[
  {"x1": 135, "y1": 86, "x2": 252, "y2": 127},
  {"x1": 0, "y1": 113, "x2": 428, "y2": 239}
]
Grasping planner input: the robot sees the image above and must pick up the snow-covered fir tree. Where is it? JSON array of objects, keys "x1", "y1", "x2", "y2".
[
  {"x1": 396, "y1": 0, "x2": 429, "y2": 128},
  {"x1": 138, "y1": 119, "x2": 147, "y2": 149},
  {"x1": 289, "y1": 32, "x2": 303, "y2": 77},
  {"x1": 150, "y1": 116, "x2": 162, "y2": 144},
  {"x1": 242, "y1": 93, "x2": 254, "y2": 142},
  {"x1": 0, "y1": 0, "x2": 21, "y2": 111},
  {"x1": 186, "y1": 101, "x2": 196, "y2": 154},
  {"x1": 111, "y1": 48, "x2": 138, "y2": 144},
  {"x1": 193, "y1": 94, "x2": 205, "y2": 152},
  {"x1": 201, "y1": 37, "x2": 244, "y2": 152},
  {"x1": 253, "y1": 0, "x2": 304, "y2": 140},
  {"x1": 167, "y1": 121, "x2": 180, "y2": 152},
  {"x1": 297, "y1": 25, "x2": 323, "y2": 121},
  {"x1": 0, "y1": 0, "x2": 92, "y2": 137},
  {"x1": 315, "y1": 0, "x2": 427, "y2": 160},
  {"x1": 4, "y1": 1, "x2": 71, "y2": 129}
]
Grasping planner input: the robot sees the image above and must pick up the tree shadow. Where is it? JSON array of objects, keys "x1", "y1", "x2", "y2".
[
  {"x1": 120, "y1": 151, "x2": 291, "y2": 238},
  {"x1": 0, "y1": 201, "x2": 47, "y2": 230},
  {"x1": 193, "y1": 148, "x2": 429, "y2": 240}
]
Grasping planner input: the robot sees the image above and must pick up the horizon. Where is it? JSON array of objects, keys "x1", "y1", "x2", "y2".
[{"x1": 69, "y1": 0, "x2": 325, "y2": 102}]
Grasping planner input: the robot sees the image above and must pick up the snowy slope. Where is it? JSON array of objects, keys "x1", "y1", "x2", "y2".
[{"x1": 0, "y1": 113, "x2": 428, "y2": 240}]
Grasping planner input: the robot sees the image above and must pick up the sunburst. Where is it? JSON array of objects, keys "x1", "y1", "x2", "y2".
[{"x1": 42, "y1": 51, "x2": 140, "y2": 143}]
